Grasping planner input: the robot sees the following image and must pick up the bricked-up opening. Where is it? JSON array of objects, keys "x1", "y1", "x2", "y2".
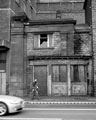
[
  {"x1": 40, "y1": 34, "x2": 47, "y2": 47},
  {"x1": 74, "y1": 33, "x2": 91, "y2": 55}
]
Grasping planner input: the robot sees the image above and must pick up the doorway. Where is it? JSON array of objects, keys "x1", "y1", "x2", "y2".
[
  {"x1": 52, "y1": 65, "x2": 67, "y2": 95},
  {"x1": 34, "y1": 65, "x2": 47, "y2": 96},
  {"x1": 70, "y1": 65, "x2": 87, "y2": 95}
]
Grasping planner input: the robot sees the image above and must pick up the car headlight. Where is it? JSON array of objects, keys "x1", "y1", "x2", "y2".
[{"x1": 10, "y1": 101, "x2": 20, "y2": 104}]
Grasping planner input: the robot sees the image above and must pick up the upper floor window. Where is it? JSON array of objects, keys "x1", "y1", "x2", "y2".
[{"x1": 34, "y1": 33, "x2": 54, "y2": 48}]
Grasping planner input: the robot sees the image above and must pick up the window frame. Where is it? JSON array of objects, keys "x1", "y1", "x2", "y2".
[
  {"x1": 38, "y1": 34, "x2": 49, "y2": 48},
  {"x1": 52, "y1": 65, "x2": 67, "y2": 82},
  {"x1": 34, "y1": 33, "x2": 54, "y2": 49},
  {"x1": 71, "y1": 65, "x2": 87, "y2": 83}
]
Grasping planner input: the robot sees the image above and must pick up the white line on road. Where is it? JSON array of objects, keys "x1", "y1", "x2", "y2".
[
  {"x1": 25, "y1": 101, "x2": 96, "y2": 104},
  {"x1": 24, "y1": 108, "x2": 96, "y2": 111},
  {"x1": 0, "y1": 118, "x2": 62, "y2": 120}
]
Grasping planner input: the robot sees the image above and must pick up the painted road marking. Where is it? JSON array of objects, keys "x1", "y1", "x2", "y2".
[
  {"x1": 0, "y1": 118, "x2": 62, "y2": 120},
  {"x1": 24, "y1": 108, "x2": 96, "y2": 111},
  {"x1": 25, "y1": 101, "x2": 96, "y2": 104}
]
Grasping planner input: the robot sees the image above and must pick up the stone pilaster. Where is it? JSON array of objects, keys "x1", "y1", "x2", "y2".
[
  {"x1": 92, "y1": 0, "x2": 96, "y2": 96},
  {"x1": 10, "y1": 21, "x2": 24, "y2": 97}
]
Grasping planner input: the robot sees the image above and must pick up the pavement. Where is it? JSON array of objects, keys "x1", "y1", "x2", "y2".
[{"x1": 23, "y1": 96, "x2": 96, "y2": 105}]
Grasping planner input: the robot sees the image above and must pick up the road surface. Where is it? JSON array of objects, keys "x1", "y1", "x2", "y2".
[{"x1": 0, "y1": 104, "x2": 96, "y2": 120}]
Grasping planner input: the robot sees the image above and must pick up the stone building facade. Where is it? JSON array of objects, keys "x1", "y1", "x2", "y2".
[
  {"x1": 25, "y1": 19, "x2": 92, "y2": 96},
  {"x1": 0, "y1": 0, "x2": 96, "y2": 97},
  {"x1": 0, "y1": 0, "x2": 33, "y2": 96}
]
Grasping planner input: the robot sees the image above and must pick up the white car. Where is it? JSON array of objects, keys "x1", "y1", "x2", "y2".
[{"x1": 0, "y1": 95, "x2": 25, "y2": 116}]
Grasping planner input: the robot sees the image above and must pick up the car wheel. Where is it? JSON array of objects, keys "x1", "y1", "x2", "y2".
[{"x1": 0, "y1": 102, "x2": 8, "y2": 116}]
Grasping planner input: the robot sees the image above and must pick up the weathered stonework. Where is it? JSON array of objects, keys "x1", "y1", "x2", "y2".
[
  {"x1": 0, "y1": 0, "x2": 95, "y2": 97},
  {"x1": 74, "y1": 33, "x2": 91, "y2": 55},
  {"x1": 26, "y1": 22, "x2": 75, "y2": 57},
  {"x1": 92, "y1": 0, "x2": 96, "y2": 96},
  {"x1": 10, "y1": 21, "x2": 24, "y2": 97}
]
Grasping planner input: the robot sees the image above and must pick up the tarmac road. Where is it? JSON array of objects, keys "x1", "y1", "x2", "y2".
[{"x1": 1, "y1": 104, "x2": 96, "y2": 120}]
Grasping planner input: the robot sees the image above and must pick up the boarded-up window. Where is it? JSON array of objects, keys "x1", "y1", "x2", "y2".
[
  {"x1": 59, "y1": 66, "x2": 67, "y2": 82},
  {"x1": 34, "y1": 33, "x2": 54, "y2": 48},
  {"x1": 52, "y1": 65, "x2": 67, "y2": 82},
  {"x1": 71, "y1": 65, "x2": 86, "y2": 82},
  {"x1": 52, "y1": 66, "x2": 59, "y2": 82}
]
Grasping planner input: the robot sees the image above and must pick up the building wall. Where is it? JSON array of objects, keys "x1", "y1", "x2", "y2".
[
  {"x1": 0, "y1": 0, "x2": 10, "y2": 42},
  {"x1": 26, "y1": 24, "x2": 92, "y2": 57},
  {"x1": 35, "y1": 13, "x2": 85, "y2": 24},
  {"x1": 26, "y1": 24, "x2": 74, "y2": 57},
  {"x1": 0, "y1": 0, "x2": 95, "y2": 97},
  {"x1": 9, "y1": 0, "x2": 34, "y2": 96},
  {"x1": 84, "y1": 0, "x2": 92, "y2": 25},
  {"x1": 0, "y1": 0, "x2": 9, "y2": 8},
  {"x1": 10, "y1": 0, "x2": 33, "y2": 19},
  {"x1": 8, "y1": 0, "x2": 95, "y2": 97},
  {"x1": 33, "y1": 0, "x2": 85, "y2": 24},
  {"x1": 92, "y1": 0, "x2": 96, "y2": 96},
  {"x1": 9, "y1": 21, "x2": 24, "y2": 96},
  {"x1": 0, "y1": 0, "x2": 10, "y2": 95},
  {"x1": 0, "y1": 0, "x2": 34, "y2": 96},
  {"x1": 0, "y1": 10, "x2": 10, "y2": 42},
  {"x1": 25, "y1": 21, "x2": 92, "y2": 96}
]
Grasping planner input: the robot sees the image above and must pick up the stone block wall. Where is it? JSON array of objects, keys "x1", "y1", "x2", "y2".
[
  {"x1": 0, "y1": 0, "x2": 9, "y2": 8},
  {"x1": 0, "y1": 10, "x2": 10, "y2": 42},
  {"x1": 36, "y1": 1, "x2": 84, "y2": 12},
  {"x1": 27, "y1": 32, "x2": 69, "y2": 56},
  {"x1": 26, "y1": 26, "x2": 91, "y2": 57},
  {"x1": 34, "y1": 1, "x2": 85, "y2": 24},
  {"x1": 84, "y1": 0, "x2": 92, "y2": 25},
  {"x1": 10, "y1": 0, "x2": 33, "y2": 20},
  {"x1": 35, "y1": 12, "x2": 85, "y2": 24},
  {"x1": 74, "y1": 33, "x2": 92, "y2": 55},
  {"x1": 92, "y1": 0, "x2": 96, "y2": 96},
  {"x1": 10, "y1": 21, "x2": 24, "y2": 97}
]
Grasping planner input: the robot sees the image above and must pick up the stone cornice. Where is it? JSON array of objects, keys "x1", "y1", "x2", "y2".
[{"x1": 25, "y1": 19, "x2": 76, "y2": 26}]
